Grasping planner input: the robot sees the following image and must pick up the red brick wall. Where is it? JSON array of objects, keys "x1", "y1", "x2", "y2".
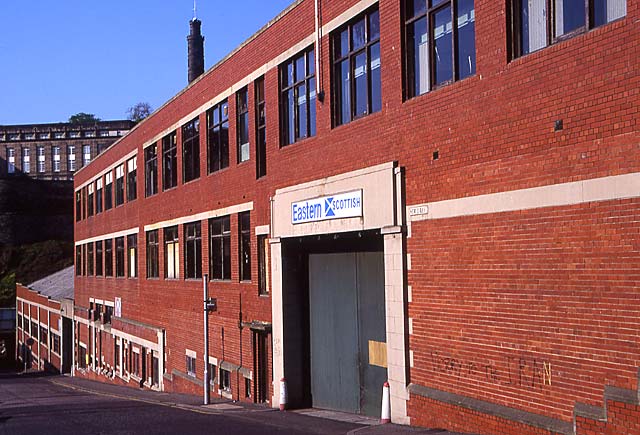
[{"x1": 72, "y1": 0, "x2": 640, "y2": 431}]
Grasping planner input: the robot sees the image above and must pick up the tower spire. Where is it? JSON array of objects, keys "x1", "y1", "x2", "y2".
[{"x1": 193, "y1": 0, "x2": 197, "y2": 21}]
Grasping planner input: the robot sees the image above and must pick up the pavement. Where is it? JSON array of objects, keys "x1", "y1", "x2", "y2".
[{"x1": 46, "y1": 373, "x2": 472, "y2": 434}]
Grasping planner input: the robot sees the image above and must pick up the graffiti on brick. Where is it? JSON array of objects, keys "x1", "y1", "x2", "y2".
[{"x1": 429, "y1": 350, "x2": 552, "y2": 388}]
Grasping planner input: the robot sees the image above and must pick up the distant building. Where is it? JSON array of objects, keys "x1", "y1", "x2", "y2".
[
  {"x1": 15, "y1": 266, "x2": 75, "y2": 373},
  {"x1": 0, "y1": 120, "x2": 135, "y2": 180}
]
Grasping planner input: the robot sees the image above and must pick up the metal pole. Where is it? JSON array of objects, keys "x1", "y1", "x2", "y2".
[{"x1": 203, "y1": 274, "x2": 209, "y2": 405}]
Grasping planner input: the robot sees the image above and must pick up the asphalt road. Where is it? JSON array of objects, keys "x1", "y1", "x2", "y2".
[{"x1": 0, "y1": 372, "x2": 360, "y2": 435}]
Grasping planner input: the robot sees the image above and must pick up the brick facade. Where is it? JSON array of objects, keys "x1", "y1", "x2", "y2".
[{"x1": 72, "y1": 1, "x2": 640, "y2": 433}]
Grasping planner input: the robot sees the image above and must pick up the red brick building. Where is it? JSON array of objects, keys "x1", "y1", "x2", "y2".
[{"x1": 72, "y1": 1, "x2": 639, "y2": 434}]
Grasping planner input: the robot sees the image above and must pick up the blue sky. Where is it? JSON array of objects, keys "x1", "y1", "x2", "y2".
[{"x1": 0, "y1": 1, "x2": 293, "y2": 125}]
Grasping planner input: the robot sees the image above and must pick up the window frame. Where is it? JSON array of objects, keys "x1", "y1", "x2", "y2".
[
  {"x1": 331, "y1": 7, "x2": 381, "y2": 126},
  {"x1": 105, "y1": 171, "x2": 113, "y2": 210},
  {"x1": 144, "y1": 143, "x2": 158, "y2": 197},
  {"x1": 164, "y1": 226, "x2": 180, "y2": 279},
  {"x1": 127, "y1": 157, "x2": 137, "y2": 202},
  {"x1": 127, "y1": 234, "x2": 138, "y2": 278},
  {"x1": 87, "y1": 242, "x2": 94, "y2": 276},
  {"x1": 115, "y1": 236, "x2": 125, "y2": 277},
  {"x1": 257, "y1": 234, "x2": 269, "y2": 296},
  {"x1": 236, "y1": 87, "x2": 250, "y2": 163},
  {"x1": 209, "y1": 216, "x2": 231, "y2": 281},
  {"x1": 162, "y1": 131, "x2": 178, "y2": 191},
  {"x1": 146, "y1": 230, "x2": 159, "y2": 279},
  {"x1": 239, "y1": 212, "x2": 251, "y2": 282},
  {"x1": 184, "y1": 222, "x2": 202, "y2": 280},
  {"x1": 105, "y1": 239, "x2": 114, "y2": 277},
  {"x1": 255, "y1": 76, "x2": 267, "y2": 178},
  {"x1": 182, "y1": 116, "x2": 201, "y2": 183},
  {"x1": 115, "y1": 164, "x2": 125, "y2": 207},
  {"x1": 207, "y1": 100, "x2": 230, "y2": 174},
  {"x1": 96, "y1": 240, "x2": 103, "y2": 276},
  {"x1": 279, "y1": 47, "x2": 317, "y2": 146}
]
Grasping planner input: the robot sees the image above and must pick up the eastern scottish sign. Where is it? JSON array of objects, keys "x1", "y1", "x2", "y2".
[{"x1": 291, "y1": 190, "x2": 363, "y2": 224}]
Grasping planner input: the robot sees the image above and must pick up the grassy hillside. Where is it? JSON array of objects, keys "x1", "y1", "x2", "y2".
[{"x1": 0, "y1": 240, "x2": 73, "y2": 307}]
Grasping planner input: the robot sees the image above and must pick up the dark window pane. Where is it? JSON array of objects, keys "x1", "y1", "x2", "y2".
[
  {"x1": 407, "y1": 0, "x2": 427, "y2": 18},
  {"x1": 368, "y1": 10, "x2": 380, "y2": 41},
  {"x1": 554, "y1": 0, "x2": 585, "y2": 36},
  {"x1": 287, "y1": 89, "x2": 295, "y2": 144},
  {"x1": 295, "y1": 55, "x2": 305, "y2": 82},
  {"x1": 457, "y1": 0, "x2": 476, "y2": 80},
  {"x1": 339, "y1": 29, "x2": 349, "y2": 57},
  {"x1": 296, "y1": 83, "x2": 308, "y2": 138},
  {"x1": 309, "y1": 78, "x2": 317, "y2": 137},
  {"x1": 370, "y1": 43, "x2": 382, "y2": 113},
  {"x1": 434, "y1": 6, "x2": 453, "y2": 85},
  {"x1": 354, "y1": 52, "x2": 368, "y2": 117},
  {"x1": 352, "y1": 18, "x2": 366, "y2": 50},
  {"x1": 339, "y1": 60, "x2": 351, "y2": 125},
  {"x1": 223, "y1": 236, "x2": 231, "y2": 279},
  {"x1": 308, "y1": 49, "x2": 315, "y2": 75}
]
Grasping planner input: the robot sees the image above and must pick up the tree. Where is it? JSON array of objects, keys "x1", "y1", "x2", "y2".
[
  {"x1": 68, "y1": 112, "x2": 101, "y2": 124},
  {"x1": 127, "y1": 102, "x2": 153, "y2": 123}
]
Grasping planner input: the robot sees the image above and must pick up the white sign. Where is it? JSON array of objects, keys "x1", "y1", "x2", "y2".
[
  {"x1": 408, "y1": 205, "x2": 429, "y2": 217},
  {"x1": 115, "y1": 297, "x2": 122, "y2": 318},
  {"x1": 292, "y1": 190, "x2": 363, "y2": 225}
]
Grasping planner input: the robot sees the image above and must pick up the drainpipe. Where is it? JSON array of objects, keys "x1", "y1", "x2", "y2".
[
  {"x1": 315, "y1": 0, "x2": 324, "y2": 101},
  {"x1": 203, "y1": 274, "x2": 210, "y2": 405}
]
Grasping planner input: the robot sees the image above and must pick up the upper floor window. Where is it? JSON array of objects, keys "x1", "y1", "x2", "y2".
[
  {"x1": 52, "y1": 146, "x2": 61, "y2": 172},
  {"x1": 145, "y1": 143, "x2": 158, "y2": 197},
  {"x1": 146, "y1": 230, "x2": 159, "y2": 278},
  {"x1": 115, "y1": 164, "x2": 125, "y2": 206},
  {"x1": 405, "y1": 0, "x2": 475, "y2": 98},
  {"x1": 332, "y1": 8, "x2": 381, "y2": 126},
  {"x1": 75, "y1": 191, "x2": 81, "y2": 222},
  {"x1": 67, "y1": 145, "x2": 76, "y2": 172},
  {"x1": 127, "y1": 234, "x2": 137, "y2": 278},
  {"x1": 37, "y1": 146, "x2": 45, "y2": 173},
  {"x1": 207, "y1": 100, "x2": 229, "y2": 174},
  {"x1": 87, "y1": 184, "x2": 94, "y2": 217},
  {"x1": 105, "y1": 239, "x2": 113, "y2": 277},
  {"x1": 184, "y1": 222, "x2": 202, "y2": 279},
  {"x1": 280, "y1": 48, "x2": 316, "y2": 145},
  {"x1": 255, "y1": 77, "x2": 267, "y2": 178},
  {"x1": 96, "y1": 179, "x2": 103, "y2": 214},
  {"x1": 96, "y1": 241, "x2": 103, "y2": 276},
  {"x1": 83, "y1": 145, "x2": 91, "y2": 166},
  {"x1": 22, "y1": 148, "x2": 30, "y2": 173},
  {"x1": 75, "y1": 246, "x2": 82, "y2": 276},
  {"x1": 239, "y1": 212, "x2": 251, "y2": 281},
  {"x1": 87, "y1": 242, "x2": 94, "y2": 276},
  {"x1": 164, "y1": 226, "x2": 179, "y2": 279},
  {"x1": 508, "y1": 0, "x2": 626, "y2": 58},
  {"x1": 162, "y1": 132, "x2": 178, "y2": 190},
  {"x1": 115, "y1": 236, "x2": 125, "y2": 277},
  {"x1": 182, "y1": 117, "x2": 200, "y2": 183},
  {"x1": 127, "y1": 157, "x2": 137, "y2": 202},
  {"x1": 6, "y1": 148, "x2": 15, "y2": 174},
  {"x1": 237, "y1": 88, "x2": 250, "y2": 163},
  {"x1": 105, "y1": 171, "x2": 113, "y2": 210},
  {"x1": 210, "y1": 216, "x2": 231, "y2": 280}
]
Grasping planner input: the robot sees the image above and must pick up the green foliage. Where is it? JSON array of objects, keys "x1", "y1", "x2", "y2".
[
  {"x1": 126, "y1": 102, "x2": 153, "y2": 123},
  {"x1": 0, "y1": 273, "x2": 15, "y2": 308},
  {"x1": 68, "y1": 112, "x2": 101, "y2": 124}
]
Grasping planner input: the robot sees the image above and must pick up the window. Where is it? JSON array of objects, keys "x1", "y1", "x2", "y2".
[
  {"x1": 105, "y1": 239, "x2": 113, "y2": 276},
  {"x1": 255, "y1": 77, "x2": 267, "y2": 178},
  {"x1": 87, "y1": 184, "x2": 94, "y2": 217},
  {"x1": 508, "y1": 0, "x2": 626, "y2": 58},
  {"x1": 52, "y1": 146, "x2": 61, "y2": 172},
  {"x1": 22, "y1": 147, "x2": 30, "y2": 173},
  {"x1": 162, "y1": 132, "x2": 178, "y2": 190},
  {"x1": 83, "y1": 145, "x2": 91, "y2": 166},
  {"x1": 146, "y1": 230, "x2": 159, "y2": 278},
  {"x1": 164, "y1": 226, "x2": 179, "y2": 279},
  {"x1": 184, "y1": 222, "x2": 202, "y2": 279},
  {"x1": 219, "y1": 368, "x2": 231, "y2": 392},
  {"x1": 115, "y1": 341, "x2": 121, "y2": 369},
  {"x1": 76, "y1": 246, "x2": 82, "y2": 276},
  {"x1": 67, "y1": 145, "x2": 76, "y2": 171},
  {"x1": 210, "y1": 216, "x2": 231, "y2": 280},
  {"x1": 96, "y1": 179, "x2": 103, "y2": 214},
  {"x1": 186, "y1": 354, "x2": 197, "y2": 377},
  {"x1": 82, "y1": 245, "x2": 86, "y2": 276},
  {"x1": 6, "y1": 147, "x2": 15, "y2": 174},
  {"x1": 333, "y1": 8, "x2": 381, "y2": 125},
  {"x1": 96, "y1": 241, "x2": 103, "y2": 276},
  {"x1": 239, "y1": 212, "x2": 251, "y2": 281},
  {"x1": 183, "y1": 117, "x2": 200, "y2": 183},
  {"x1": 87, "y1": 242, "x2": 94, "y2": 275},
  {"x1": 115, "y1": 237, "x2": 125, "y2": 277},
  {"x1": 52, "y1": 333, "x2": 61, "y2": 354},
  {"x1": 257, "y1": 235, "x2": 269, "y2": 295},
  {"x1": 54, "y1": 131, "x2": 65, "y2": 139},
  {"x1": 207, "y1": 100, "x2": 229, "y2": 173},
  {"x1": 127, "y1": 157, "x2": 137, "y2": 201},
  {"x1": 245, "y1": 377, "x2": 251, "y2": 398},
  {"x1": 280, "y1": 48, "x2": 317, "y2": 145},
  {"x1": 81, "y1": 188, "x2": 87, "y2": 220},
  {"x1": 208, "y1": 361, "x2": 217, "y2": 385},
  {"x1": 115, "y1": 164, "x2": 125, "y2": 206},
  {"x1": 127, "y1": 234, "x2": 137, "y2": 278},
  {"x1": 31, "y1": 321, "x2": 38, "y2": 338},
  {"x1": 79, "y1": 346, "x2": 87, "y2": 369},
  {"x1": 105, "y1": 172, "x2": 113, "y2": 210},
  {"x1": 236, "y1": 88, "x2": 250, "y2": 163},
  {"x1": 37, "y1": 146, "x2": 45, "y2": 173},
  {"x1": 75, "y1": 191, "x2": 82, "y2": 222},
  {"x1": 144, "y1": 143, "x2": 158, "y2": 197},
  {"x1": 405, "y1": 0, "x2": 476, "y2": 97}
]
